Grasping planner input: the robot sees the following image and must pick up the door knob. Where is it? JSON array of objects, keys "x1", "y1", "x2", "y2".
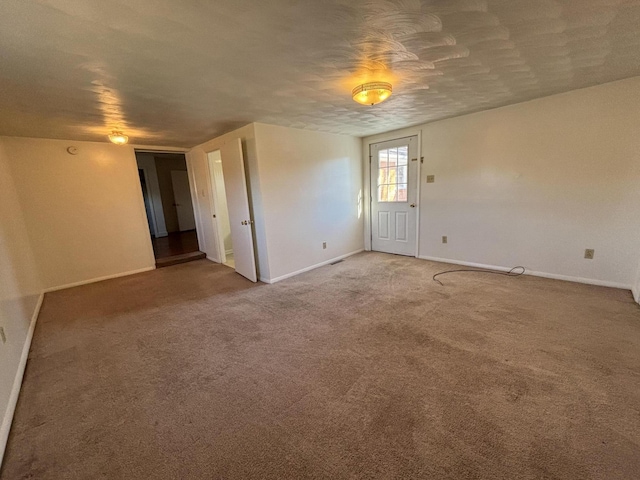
[{"x1": 410, "y1": 203, "x2": 416, "y2": 208}]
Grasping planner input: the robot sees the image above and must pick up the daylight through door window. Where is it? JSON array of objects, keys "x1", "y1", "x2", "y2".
[{"x1": 377, "y1": 145, "x2": 408, "y2": 202}]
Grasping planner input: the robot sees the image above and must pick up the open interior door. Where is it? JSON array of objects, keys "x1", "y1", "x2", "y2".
[
  {"x1": 170, "y1": 170, "x2": 197, "y2": 232},
  {"x1": 220, "y1": 138, "x2": 258, "y2": 282}
]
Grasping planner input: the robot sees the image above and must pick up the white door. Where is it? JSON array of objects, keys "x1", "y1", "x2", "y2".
[
  {"x1": 220, "y1": 139, "x2": 258, "y2": 282},
  {"x1": 171, "y1": 170, "x2": 197, "y2": 231},
  {"x1": 371, "y1": 136, "x2": 418, "y2": 256},
  {"x1": 207, "y1": 153, "x2": 233, "y2": 263}
]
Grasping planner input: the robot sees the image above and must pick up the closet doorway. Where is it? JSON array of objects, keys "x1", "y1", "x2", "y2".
[{"x1": 207, "y1": 150, "x2": 234, "y2": 268}]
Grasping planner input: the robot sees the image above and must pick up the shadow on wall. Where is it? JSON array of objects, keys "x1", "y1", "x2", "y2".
[
  {"x1": 0, "y1": 148, "x2": 42, "y2": 338},
  {"x1": 0, "y1": 141, "x2": 42, "y2": 466}
]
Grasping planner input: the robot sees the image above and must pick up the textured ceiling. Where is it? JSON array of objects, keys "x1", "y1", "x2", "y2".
[{"x1": 1, "y1": 0, "x2": 640, "y2": 147}]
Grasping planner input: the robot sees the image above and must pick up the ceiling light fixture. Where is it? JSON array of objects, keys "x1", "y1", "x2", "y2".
[
  {"x1": 352, "y1": 82, "x2": 392, "y2": 106},
  {"x1": 108, "y1": 131, "x2": 129, "y2": 145}
]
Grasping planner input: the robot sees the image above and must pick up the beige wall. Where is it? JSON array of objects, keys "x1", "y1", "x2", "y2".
[
  {"x1": 3, "y1": 137, "x2": 156, "y2": 290},
  {"x1": 363, "y1": 77, "x2": 640, "y2": 288},
  {"x1": 0, "y1": 139, "x2": 42, "y2": 465},
  {"x1": 253, "y1": 123, "x2": 364, "y2": 281}
]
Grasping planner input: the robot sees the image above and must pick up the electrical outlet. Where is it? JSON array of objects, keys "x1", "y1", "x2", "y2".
[
  {"x1": 322, "y1": 242, "x2": 327, "y2": 250},
  {"x1": 442, "y1": 236, "x2": 448, "y2": 244},
  {"x1": 426, "y1": 175, "x2": 435, "y2": 183},
  {"x1": 584, "y1": 249, "x2": 594, "y2": 259},
  {"x1": 0, "y1": 327, "x2": 6, "y2": 344}
]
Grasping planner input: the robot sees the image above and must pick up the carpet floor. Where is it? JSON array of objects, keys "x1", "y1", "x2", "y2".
[{"x1": 2, "y1": 252, "x2": 640, "y2": 479}]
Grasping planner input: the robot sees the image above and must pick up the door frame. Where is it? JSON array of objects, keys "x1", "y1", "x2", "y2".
[
  {"x1": 133, "y1": 147, "x2": 200, "y2": 254},
  {"x1": 205, "y1": 149, "x2": 228, "y2": 265},
  {"x1": 363, "y1": 129, "x2": 422, "y2": 257}
]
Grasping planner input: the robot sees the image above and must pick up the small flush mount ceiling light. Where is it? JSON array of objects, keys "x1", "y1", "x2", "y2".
[
  {"x1": 108, "y1": 131, "x2": 129, "y2": 145},
  {"x1": 352, "y1": 82, "x2": 392, "y2": 106}
]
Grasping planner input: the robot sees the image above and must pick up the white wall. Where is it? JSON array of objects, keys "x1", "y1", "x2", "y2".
[
  {"x1": 363, "y1": 77, "x2": 640, "y2": 289},
  {"x1": 189, "y1": 123, "x2": 364, "y2": 283},
  {"x1": 135, "y1": 153, "x2": 168, "y2": 237},
  {"x1": 3, "y1": 137, "x2": 157, "y2": 290},
  {"x1": 0, "y1": 139, "x2": 42, "y2": 466},
  {"x1": 253, "y1": 123, "x2": 363, "y2": 281}
]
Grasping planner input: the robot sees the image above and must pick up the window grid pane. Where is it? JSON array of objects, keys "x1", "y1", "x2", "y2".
[
  {"x1": 398, "y1": 146, "x2": 408, "y2": 166},
  {"x1": 378, "y1": 167, "x2": 388, "y2": 186},
  {"x1": 377, "y1": 146, "x2": 409, "y2": 203}
]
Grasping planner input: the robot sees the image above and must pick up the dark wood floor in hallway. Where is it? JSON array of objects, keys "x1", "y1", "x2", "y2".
[
  {"x1": 151, "y1": 230, "x2": 200, "y2": 259},
  {"x1": 3, "y1": 253, "x2": 640, "y2": 479}
]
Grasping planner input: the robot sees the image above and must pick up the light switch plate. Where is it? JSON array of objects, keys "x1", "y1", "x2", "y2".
[{"x1": 426, "y1": 175, "x2": 435, "y2": 183}]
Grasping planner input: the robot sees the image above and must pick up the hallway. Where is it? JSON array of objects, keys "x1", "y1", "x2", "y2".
[{"x1": 152, "y1": 230, "x2": 203, "y2": 267}]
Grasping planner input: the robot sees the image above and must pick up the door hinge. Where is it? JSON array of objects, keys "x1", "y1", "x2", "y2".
[{"x1": 420, "y1": 157, "x2": 424, "y2": 164}]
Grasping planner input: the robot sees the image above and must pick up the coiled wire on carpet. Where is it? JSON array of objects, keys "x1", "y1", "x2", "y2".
[{"x1": 433, "y1": 266, "x2": 526, "y2": 286}]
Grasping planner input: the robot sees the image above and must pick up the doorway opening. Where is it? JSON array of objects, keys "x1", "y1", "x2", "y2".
[
  {"x1": 135, "y1": 151, "x2": 205, "y2": 268},
  {"x1": 199, "y1": 139, "x2": 257, "y2": 282},
  {"x1": 207, "y1": 150, "x2": 234, "y2": 268}
]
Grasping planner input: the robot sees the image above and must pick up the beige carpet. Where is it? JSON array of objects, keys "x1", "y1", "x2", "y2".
[{"x1": 2, "y1": 252, "x2": 640, "y2": 479}]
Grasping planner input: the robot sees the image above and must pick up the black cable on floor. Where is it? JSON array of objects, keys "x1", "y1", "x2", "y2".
[{"x1": 433, "y1": 266, "x2": 526, "y2": 286}]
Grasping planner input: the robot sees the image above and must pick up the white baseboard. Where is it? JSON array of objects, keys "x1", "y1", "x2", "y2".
[
  {"x1": 205, "y1": 255, "x2": 220, "y2": 263},
  {"x1": 418, "y1": 255, "x2": 632, "y2": 290},
  {"x1": 632, "y1": 285, "x2": 640, "y2": 303},
  {"x1": 225, "y1": 249, "x2": 233, "y2": 256},
  {"x1": 0, "y1": 292, "x2": 44, "y2": 468},
  {"x1": 525, "y1": 270, "x2": 631, "y2": 290},
  {"x1": 155, "y1": 231, "x2": 168, "y2": 238},
  {"x1": 43, "y1": 266, "x2": 156, "y2": 293},
  {"x1": 261, "y1": 249, "x2": 365, "y2": 284}
]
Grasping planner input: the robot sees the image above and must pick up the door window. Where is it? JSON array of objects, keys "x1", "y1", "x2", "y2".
[{"x1": 377, "y1": 146, "x2": 408, "y2": 202}]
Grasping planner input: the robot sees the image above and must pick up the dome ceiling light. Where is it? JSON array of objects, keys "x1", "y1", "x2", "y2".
[
  {"x1": 108, "y1": 131, "x2": 129, "y2": 145},
  {"x1": 352, "y1": 82, "x2": 392, "y2": 106}
]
